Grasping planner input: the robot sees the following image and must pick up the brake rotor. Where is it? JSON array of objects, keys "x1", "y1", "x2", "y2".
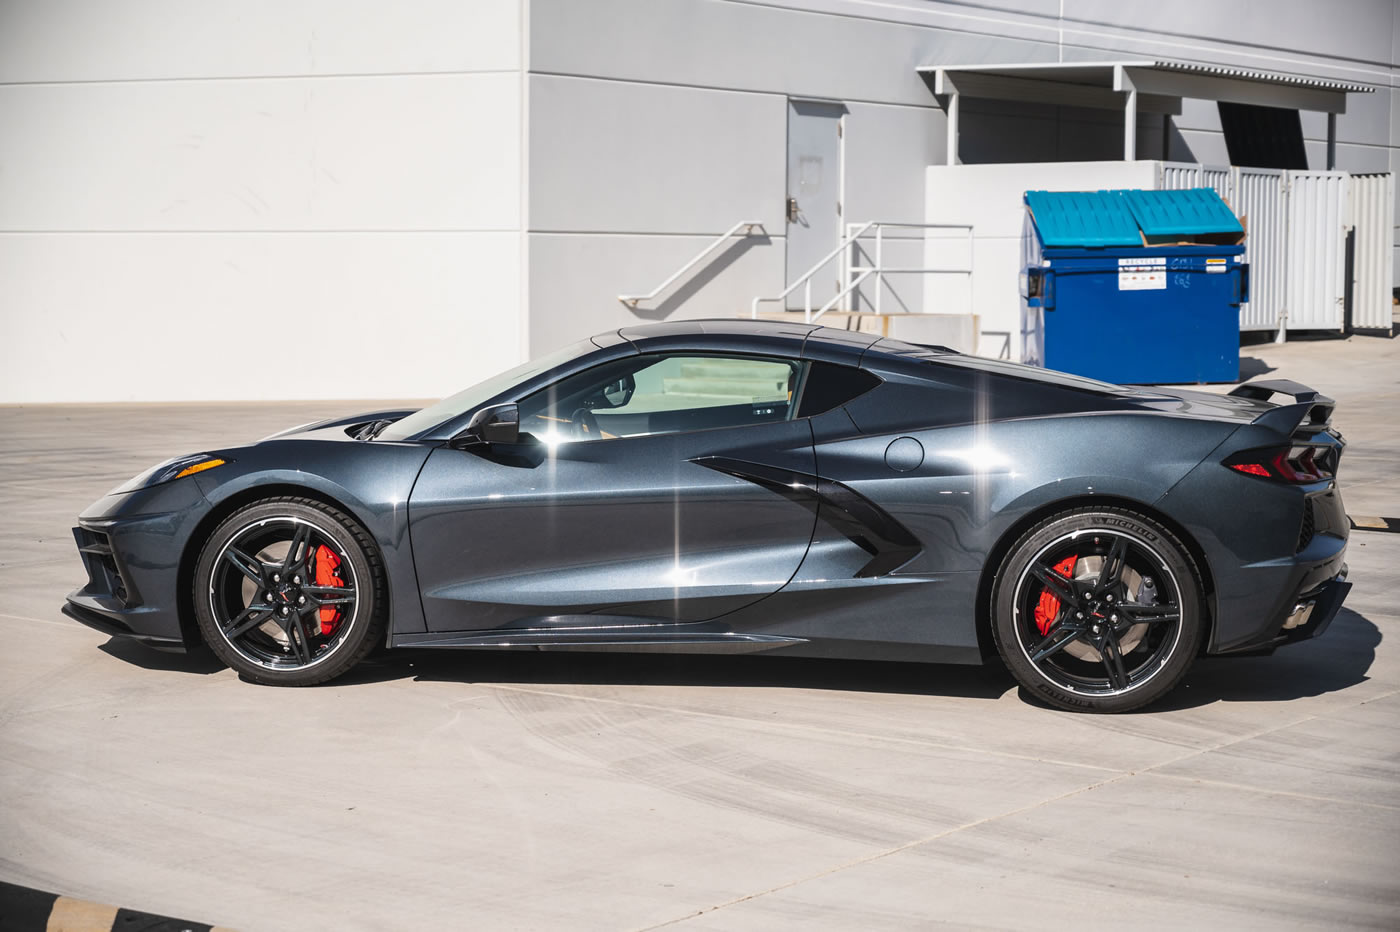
[
  {"x1": 239, "y1": 542, "x2": 293, "y2": 648},
  {"x1": 235, "y1": 539, "x2": 346, "y2": 644},
  {"x1": 1062, "y1": 555, "x2": 1151, "y2": 663}
]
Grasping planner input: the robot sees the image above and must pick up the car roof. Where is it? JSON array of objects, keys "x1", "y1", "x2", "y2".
[{"x1": 614, "y1": 318, "x2": 945, "y2": 365}]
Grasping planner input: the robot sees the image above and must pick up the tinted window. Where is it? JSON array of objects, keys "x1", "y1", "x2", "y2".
[
  {"x1": 796, "y1": 361, "x2": 881, "y2": 417},
  {"x1": 519, "y1": 353, "x2": 802, "y2": 443}
]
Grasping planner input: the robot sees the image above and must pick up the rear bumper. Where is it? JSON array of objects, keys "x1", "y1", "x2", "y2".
[
  {"x1": 1213, "y1": 565, "x2": 1351, "y2": 655},
  {"x1": 1160, "y1": 450, "x2": 1351, "y2": 654}
]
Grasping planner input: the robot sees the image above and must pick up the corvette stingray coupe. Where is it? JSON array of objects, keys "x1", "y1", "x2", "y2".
[{"x1": 65, "y1": 320, "x2": 1351, "y2": 712}]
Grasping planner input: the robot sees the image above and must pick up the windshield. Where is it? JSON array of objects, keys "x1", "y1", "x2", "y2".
[{"x1": 376, "y1": 339, "x2": 600, "y2": 441}]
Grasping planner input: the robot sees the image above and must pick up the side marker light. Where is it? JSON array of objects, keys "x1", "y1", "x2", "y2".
[{"x1": 176, "y1": 458, "x2": 226, "y2": 478}]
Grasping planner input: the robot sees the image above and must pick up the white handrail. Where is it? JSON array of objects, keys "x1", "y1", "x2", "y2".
[
  {"x1": 846, "y1": 221, "x2": 974, "y2": 319},
  {"x1": 751, "y1": 221, "x2": 973, "y2": 324},
  {"x1": 814, "y1": 268, "x2": 874, "y2": 319},
  {"x1": 750, "y1": 221, "x2": 877, "y2": 321},
  {"x1": 618, "y1": 220, "x2": 765, "y2": 309}
]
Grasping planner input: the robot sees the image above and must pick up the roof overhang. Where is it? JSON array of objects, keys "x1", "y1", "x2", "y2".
[{"x1": 919, "y1": 60, "x2": 1373, "y2": 115}]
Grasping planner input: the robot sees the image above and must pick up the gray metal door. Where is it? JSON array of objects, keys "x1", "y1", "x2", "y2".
[{"x1": 786, "y1": 100, "x2": 845, "y2": 310}]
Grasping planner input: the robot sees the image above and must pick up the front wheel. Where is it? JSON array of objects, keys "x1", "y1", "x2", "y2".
[
  {"x1": 991, "y1": 507, "x2": 1203, "y2": 713},
  {"x1": 193, "y1": 497, "x2": 387, "y2": 686}
]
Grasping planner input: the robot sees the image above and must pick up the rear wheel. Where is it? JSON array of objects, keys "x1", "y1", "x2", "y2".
[
  {"x1": 193, "y1": 497, "x2": 387, "y2": 686},
  {"x1": 991, "y1": 507, "x2": 1203, "y2": 713}
]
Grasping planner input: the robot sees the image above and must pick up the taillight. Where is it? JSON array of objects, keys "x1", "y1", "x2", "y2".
[{"x1": 1225, "y1": 445, "x2": 1335, "y2": 483}]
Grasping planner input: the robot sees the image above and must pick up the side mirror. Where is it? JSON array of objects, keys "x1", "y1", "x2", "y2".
[
  {"x1": 600, "y1": 373, "x2": 635, "y2": 409},
  {"x1": 452, "y1": 403, "x2": 519, "y2": 448}
]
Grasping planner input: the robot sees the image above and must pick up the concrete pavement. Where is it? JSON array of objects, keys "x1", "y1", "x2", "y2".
[{"x1": 0, "y1": 332, "x2": 1396, "y2": 930}]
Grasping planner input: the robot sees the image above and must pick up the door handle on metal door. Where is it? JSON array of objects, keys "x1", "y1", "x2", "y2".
[{"x1": 786, "y1": 197, "x2": 799, "y2": 223}]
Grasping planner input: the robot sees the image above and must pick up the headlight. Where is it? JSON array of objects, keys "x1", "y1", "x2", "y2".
[{"x1": 110, "y1": 453, "x2": 229, "y2": 494}]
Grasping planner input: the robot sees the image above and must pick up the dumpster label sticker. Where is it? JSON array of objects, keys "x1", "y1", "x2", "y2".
[
  {"x1": 1117, "y1": 256, "x2": 1166, "y2": 291},
  {"x1": 1205, "y1": 258, "x2": 1227, "y2": 273}
]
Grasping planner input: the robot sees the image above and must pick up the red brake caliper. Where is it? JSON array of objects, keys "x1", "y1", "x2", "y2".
[
  {"x1": 309, "y1": 544, "x2": 345, "y2": 636},
  {"x1": 1033, "y1": 555, "x2": 1077, "y2": 635}
]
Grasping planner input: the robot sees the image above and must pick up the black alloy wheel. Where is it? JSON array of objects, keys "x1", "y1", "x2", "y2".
[
  {"x1": 193, "y1": 497, "x2": 387, "y2": 686},
  {"x1": 992, "y1": 507, "x2": 1203, "y2": 713}
]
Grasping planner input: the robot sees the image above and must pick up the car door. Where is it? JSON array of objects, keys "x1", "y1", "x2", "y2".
[{"x1": 408, "y1": 352, "x2": 818, "y2": 632}]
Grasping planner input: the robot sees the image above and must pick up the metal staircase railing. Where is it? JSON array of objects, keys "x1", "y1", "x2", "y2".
[
  {"x1": 618, "y1": 220, "x2": 766, "y2": 309},
  {"x1": 846, "y1": 222, "x2": 974, "y2": 317},
  {"x1": 751, "y1": 221, "x2": 973, "y2": 324},
  {"x1": 750, "y1": 221, "x2": 875, "y2": 322}
]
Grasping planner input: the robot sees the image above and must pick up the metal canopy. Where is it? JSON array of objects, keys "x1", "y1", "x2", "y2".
[{"x1": 921, "y1": 60, "x2": 1374, "y2": 166}]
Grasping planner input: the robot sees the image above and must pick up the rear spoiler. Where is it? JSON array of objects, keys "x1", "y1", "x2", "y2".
[{"x1": 1230, "y1": 379, "x2": 1335, "y2": 435}]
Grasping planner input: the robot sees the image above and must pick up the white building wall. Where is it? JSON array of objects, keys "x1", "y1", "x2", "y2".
[
  {"x1": 522, "y1": 0, "x2": 1060, "y2": 355},
  {"x1": 925, "y1": 160, "x2": 1161, "y2": 362},
  {"x1": 0, "y1": 0, "x2": 527, "y2": 403},
  {"x1": 525, "y1": 0, "x2": 1400, "y2": 359},
  {"x1": 2, "y1": 0, "x2": 1396, "y2": 401}
]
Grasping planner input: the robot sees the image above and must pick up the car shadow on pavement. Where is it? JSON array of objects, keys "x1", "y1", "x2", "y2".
[
  {"x1": 1144, "y1": 607, "x2": 1381, "y2": 711},
  {"x1": 92, "y1": 608, "x2": 1380, "y2": 711},
  {"x1": 339, "y1": 648, "x2": 1018, "y2": 700},
  {"x1": 98, "y1": 637, "x2": 226, "y2": 674},
  {"x1": 349, "y1": 608, "x2": 1379, "y2": 709}
]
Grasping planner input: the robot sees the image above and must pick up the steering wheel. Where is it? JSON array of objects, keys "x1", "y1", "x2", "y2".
[{"x1": 570, "y1": 407, "x2": 600, "y2": 439}]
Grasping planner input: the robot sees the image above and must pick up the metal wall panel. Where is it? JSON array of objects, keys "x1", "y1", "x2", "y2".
[
  {"x1": 1284, "y1": 171, "x2": 1350, "y2": 332},
  {"x1": 1233, "y1": 167, "x2": 1288, "y2": 331},
  {"x1": 1349, "y1": 173, "x2": 1395, "y2": 331}
]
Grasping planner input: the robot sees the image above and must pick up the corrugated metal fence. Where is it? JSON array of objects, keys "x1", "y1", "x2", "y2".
[
  {"x1": 1284, "y1": 171, "x2": 1350, "y2": 331},
  {"x1": 1157, "y1": 162, "x2": 1392, "y2": 335},
  {"x1": 1232, "y1": 169, "x2": 1288, "y2": 332},
  {"x1": 1350, "y1": 173, "x2": 1395, "y2": 331}
]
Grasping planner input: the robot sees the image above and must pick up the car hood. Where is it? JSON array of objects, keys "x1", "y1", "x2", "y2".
[{"x1": 259, "y1": 408, "x2": 421, "y2": 442}]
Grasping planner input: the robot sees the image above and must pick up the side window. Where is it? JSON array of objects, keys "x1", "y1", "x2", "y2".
[
  {"x1": 519, "y1": 354, "x2": 802, "y2": 443},
  {"x1": 796, "y1": 361, "x2": 881, "y2": 417}
]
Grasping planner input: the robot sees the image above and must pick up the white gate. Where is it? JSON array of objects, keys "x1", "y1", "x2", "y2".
[
  {"x1": 1155, "y1": 164, "x2": 1392, "y2": 336},
  {"x1": 1284, "y1": 171, "x2": 1350, "y2": 332},
  {"x1": 1234, "y1": 168, "x2": 1288, "y2": 331},
  {"x1": 1349, "y1": 173, "x2": 1395, "y2": 331}
]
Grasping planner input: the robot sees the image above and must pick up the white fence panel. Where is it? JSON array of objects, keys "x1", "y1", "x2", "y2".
[
  {"x1": 1349, "y1": 173, "x2": 1395, "y2": 331},
  {"x1": 1200, "y1": 165, "x2": 1233, "y2": 203},
  {"x1": 1158, "y1": 162, "x2": 1232, "y2": 202},
  {"x1": 1158, "y1": 162, "x2": 1201, "y2": 190},
  {"x1": 1284, "y1": 171, "x2": 1349, "y2": 332},
  {"x1": 1233, "y1": 167, "x2": 1288, "y2": 331}
]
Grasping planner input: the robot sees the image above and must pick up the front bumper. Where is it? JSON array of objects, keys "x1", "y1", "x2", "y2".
[{"x1": 64, "y1": 478, "x2": 213, "y2": 651}]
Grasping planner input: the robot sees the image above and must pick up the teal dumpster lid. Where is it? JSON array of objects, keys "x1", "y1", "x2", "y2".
[
  {"x1": 1123, "y1": 188, "x2": 1244, "y2": 237},
  {"x1": 1025, "y1": 187, "x2": 1243, "y2": 247},
  {"x1": 1024, "y1": 190, "x2": 1142, "y2": 247}
]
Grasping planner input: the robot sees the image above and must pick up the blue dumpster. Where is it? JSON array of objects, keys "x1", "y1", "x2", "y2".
[{"x1": 1020, "y1": 188, "x2": 1249, "y2": 384}]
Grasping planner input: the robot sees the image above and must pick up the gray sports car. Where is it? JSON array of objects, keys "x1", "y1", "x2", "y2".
[{"x1": 65, "y1": 320, "x2": 1350, "y2": 712}]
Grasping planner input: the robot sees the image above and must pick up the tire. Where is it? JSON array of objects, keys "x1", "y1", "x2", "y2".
[
  {"x1": 990, "y1": 507, "x2": 1203, "y2": 713},
  {"x1": 193, "y1": 496, "x2": 388, "y2": 686}
]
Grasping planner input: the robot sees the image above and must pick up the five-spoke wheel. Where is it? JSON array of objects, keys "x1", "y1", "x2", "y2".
[
  {"x1": 193, "y1": 497, "x2": 386, "y2": 685},
  {"x1": 992, "y1": 507, "x2": 1202, "y2": 713}
]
